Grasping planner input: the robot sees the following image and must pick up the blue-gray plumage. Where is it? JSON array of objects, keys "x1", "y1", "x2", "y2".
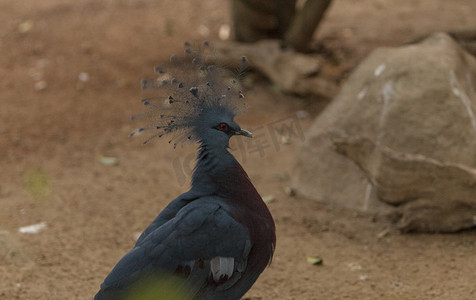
[{"x1": 95, "y1": 43, "x2": 276, "y2": 300}]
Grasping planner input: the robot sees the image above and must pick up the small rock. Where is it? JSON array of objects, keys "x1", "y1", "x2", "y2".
[
  {"x1": 218, "y1": 24, "x2": 230, "y2": 41},
  {"x1": 34, "y1": 81, "x2": 47, "y2": 91},
  {"x1": 347, "y1": 262, "x2": 362, "y2": 271},
  {"x1": 359, "y1": 274, "x2": 368, "y2": 281},
  {"x1": 18, "y1": 20, "x2": 33, "y2": 33},
  {"x1": 78, "y1": 72, "x2": 90, "y2": 82}
]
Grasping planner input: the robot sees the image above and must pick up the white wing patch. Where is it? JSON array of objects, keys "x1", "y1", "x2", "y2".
[{"x1": 210, "y1": 256, "x2": 234, "y2": 282}]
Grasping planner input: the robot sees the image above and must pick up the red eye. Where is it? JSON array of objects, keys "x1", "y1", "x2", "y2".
[{"x1": 219, "y1": 123, "x2": 228, "y2": 131}]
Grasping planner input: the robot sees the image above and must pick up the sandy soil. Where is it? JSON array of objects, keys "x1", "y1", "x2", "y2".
[{"x1": 1, "y1": 0, "x2": 476, "y2": 299}]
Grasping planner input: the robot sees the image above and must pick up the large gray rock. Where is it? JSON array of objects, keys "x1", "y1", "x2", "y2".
[{"x1": 293, "y1": 32, "x2": 476, "y2": 232}]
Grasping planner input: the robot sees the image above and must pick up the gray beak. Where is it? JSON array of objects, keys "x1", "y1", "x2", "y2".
[{"x1": 236, "y1": 129, "x2": 252, "y2": 138}]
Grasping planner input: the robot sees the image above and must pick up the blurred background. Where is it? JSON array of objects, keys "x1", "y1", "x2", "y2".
[{"x1": 1, "y1": 0, "x2": 476, "y2": 299}]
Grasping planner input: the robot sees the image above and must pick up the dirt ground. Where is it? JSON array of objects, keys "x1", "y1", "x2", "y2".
[{"x1": 1, "y1": 0, "x2": 476, "y2": 299}]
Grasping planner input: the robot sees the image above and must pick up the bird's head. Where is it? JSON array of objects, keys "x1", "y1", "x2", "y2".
[
  {"x1": 194, "y1": 107, "x2": 252, "y2": 149},
  {"x1": 129, "y1": 42, "x2": 251, "y2": 149}
]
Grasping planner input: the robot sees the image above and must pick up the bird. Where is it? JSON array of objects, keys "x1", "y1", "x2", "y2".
[{"x1": 95, "y1": 42, "x2": 276, "y2": 300}]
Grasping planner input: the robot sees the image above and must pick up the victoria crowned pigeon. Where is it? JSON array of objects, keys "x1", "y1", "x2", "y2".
[{"x1": 95, "y1": 42, "x2": 276, "y2": 300}]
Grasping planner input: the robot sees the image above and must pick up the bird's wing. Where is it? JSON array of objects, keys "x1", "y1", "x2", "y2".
[
  {"x1": 134, "y1": 190, "x2": 199, "y2": 246},
  {"x1": 96, "y1": 197, "x2": 251, "y2": 299}
]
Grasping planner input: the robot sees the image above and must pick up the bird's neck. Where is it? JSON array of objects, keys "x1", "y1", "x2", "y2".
[
  {"x1": 190, "y1": 142, "x2": 267, "y2": 212},
  {"x1": 191, "y1": 143, "x2": 237, "y2": 193}
]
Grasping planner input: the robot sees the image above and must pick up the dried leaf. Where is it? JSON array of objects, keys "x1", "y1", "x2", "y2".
[
  {"x1": 377, "y1": 228, "x2": 389, "y2": 239},
  {"x1": 307, "y1": 256, "x2": 323, "y2": 265},
  {"x1": 262, "y1": 195, "x2": 275, "y2": 203},
  {"x1": 99, "y1": 156, "x2": 118, "y2": 166},
  {"x1": 24, "y1": 168, "x2": 51, "y2": 201},
  {"x1": 18, "y1": 222, "x2": 47, "y2": 234},
  {"x1": 284, "y1": 186, "x2": 296, "y2": 196}
]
